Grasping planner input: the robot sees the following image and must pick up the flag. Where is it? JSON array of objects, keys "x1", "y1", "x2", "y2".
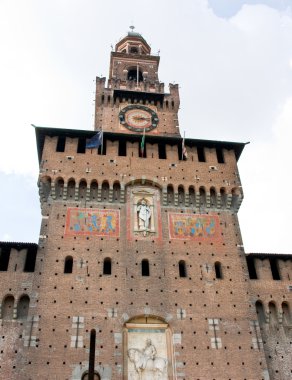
[
  {"x1": 86, "y1": 131, "x2": 103, "y2": 150},
  {"x1": 182, "y1": 132, "x2": 188, "y2": 160},
  {"x1": 140, "y1": 128, "x2": 145, "y2": 157}
]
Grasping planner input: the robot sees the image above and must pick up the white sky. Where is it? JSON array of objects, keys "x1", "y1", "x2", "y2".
[{"x1": 0, "y1": 0, "x2": 291, "y2": 254}]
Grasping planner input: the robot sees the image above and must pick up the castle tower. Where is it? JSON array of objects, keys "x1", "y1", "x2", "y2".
[{"x1": 0, "y1": 30, "x2": 291, "y2": 380}]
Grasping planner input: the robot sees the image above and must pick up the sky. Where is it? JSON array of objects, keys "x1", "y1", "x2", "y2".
[{"x1": 0, "y1": 0, "x2": 291, "y2": 254}]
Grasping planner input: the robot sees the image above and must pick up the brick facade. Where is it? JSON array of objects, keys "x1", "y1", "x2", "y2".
[{"x1": 0, "y1": 31, "x2": 291, "y2": 380}]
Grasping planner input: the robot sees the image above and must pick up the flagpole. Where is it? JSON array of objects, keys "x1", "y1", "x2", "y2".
[{"x1": 137, "y1": 63, "x2": 139, "y2": 86}]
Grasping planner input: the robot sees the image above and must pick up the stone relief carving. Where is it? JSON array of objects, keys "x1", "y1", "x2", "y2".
[{"x1": 128, "y1": 339, "x2": 168, "y2": 380}]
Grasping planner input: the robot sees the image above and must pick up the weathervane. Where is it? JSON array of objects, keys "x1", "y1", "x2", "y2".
[{"x1": 129, "y1": 25, "x2": 135, "y2": 32}]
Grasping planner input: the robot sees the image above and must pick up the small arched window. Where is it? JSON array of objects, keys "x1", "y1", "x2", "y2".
[
  {"x1": 189, "y1": 186, "x2": 195, "y2": 207},
  {"x1": 179, "y1": 260, "x2": 187, "y2": 278},
  {"x1": 103, "y1": 258, "x2": 112, "y2": 275},
  {"x1": 214, "y1": 262, "x2": 222, "y2": 279},
  {"x1": 17, "y1": 295, "x2": 30, "y2": 320},
  {"x1": 64, "y1": 256, "x2": 73, "y2": 274},
  {"x1": 113, "y1": 182, "x2": 121, "y2": 203},
  {"x1": 167, "y1": 185, "x2": 174, "y2": 205},
  {"x1": 141, "y1": 259, "x2": 150, "y2": 276},
  {"x1": 178, "y1": 185, "x2": 185, "y2": 206},
  {"x1": 282, "y1": 302, "x2": 291, "y2": 325},
  {"x1": 256, "y1": 300, "x2": 266, "y2": 325},
  {"x1": 79, "y1": 180, "x2": 87, "y2": 200},
  {"x1": 90, "y1": 181, "x2": 98, "y2": 201},
  {"x1": 55, "y1": 178, "x2": 64, "y2": 199},
  {"x1": 101, "y1": 181, "x2": 109, "y2": 201},
  {"x1": 2, "y1": 295, "x2": 15, "y2": 320},
  {"x1": 67, "y1": 179, "x2": 76, "y2": 199}
]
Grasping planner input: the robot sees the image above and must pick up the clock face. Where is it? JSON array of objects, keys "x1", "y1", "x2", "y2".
[{"x1": 119, "y1": 105, "x2": 159, "y2": 132}]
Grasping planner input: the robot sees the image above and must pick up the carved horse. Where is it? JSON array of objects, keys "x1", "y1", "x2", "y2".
[{"x1": 128, "y1": 348, "x2": 167, "y2": 380}]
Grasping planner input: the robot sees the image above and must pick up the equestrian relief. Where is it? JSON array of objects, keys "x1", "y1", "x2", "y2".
[{"x1": 128, "y1": 339, "x2": 168, "y2": 380}]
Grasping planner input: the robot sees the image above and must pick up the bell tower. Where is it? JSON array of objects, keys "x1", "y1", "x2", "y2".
[{"x1": 94, "y1": 29, "x2": 180, "y2": 136}]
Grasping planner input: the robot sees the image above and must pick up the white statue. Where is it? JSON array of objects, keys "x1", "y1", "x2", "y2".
[{"x1": 137, "y1": 199, "x2": 151, "y2": 233}]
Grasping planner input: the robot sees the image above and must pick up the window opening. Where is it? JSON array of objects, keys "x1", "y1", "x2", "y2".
[
  {"x1": 197, "y1": 146, "x2": 206, "y2": 162},
  {"x1": 103, "y1": 258, "x2": 112, "y2": 275},
  {"x1": 2, "y1": 295, "x2": 14, "y2": 320},
  {"x1": 77, "y1": 138, "x2": 86, "y2": 154},
  {"x1": 246, "y1": 256, "x2": 258, "y2": 279},
  {"x1": 56, "y1": 136, "x2": 66, "y2": 152},
  {"x1": 178, "y1": 186, "x2": 185, "y2": 206},
  {"x1": 270, "y1": 258, "x2": 281, "y2": 280},
  {"x1": 142, "y1": 259, "x2": 150, "y2": 276},
  {"x1": 127, "y1": 69, "x2": 143, "y2": 82},
  {"x1": 67, "y1": 179, "x2": 75, "y2": 199},
  {"x1": 17, "y1": 295, "x2": 30, "y2": 320},
  {"x1": 256, "y1": 301, "x2": 265, "y2": 325},
  {"x1": 90, "y1": 181, "x2": 98, "y2": 200},
  {"x1": 0, "y1": 247, "x2": 11, "y2": 271},
  {"x1": 118, "y1": 140, "x2": 127, "y2": 156},
  {"x1": 158, "y1": 143, "x2": 166, "y2": 159},
  {"x1": 215, "y1": 262, "x2": 222, "y2": 279},
  {"x1": 216, "y1": 148, "x2": 224, "y2": 163},
  {"x1": 64, "y1": 256, "x2": 73, "y2": 274},
  {"x1": 179, "y1": 260, "x2": 187, "y2": 278},
  {"x1": 189, "y1": 187, "x2": 195, "y2": 206},
  {"x1": 24, "y1": 247, "x2": 37, "y2": 272},
  {"x1": 55, "y1": 178, "x2": 64, "y2": 199},
  {"x1": 88, "y1": 329, "x2": 96, "y2": 380},
  {"x1": 167, "y1": 185, "x2": 174, "y2": 205}
]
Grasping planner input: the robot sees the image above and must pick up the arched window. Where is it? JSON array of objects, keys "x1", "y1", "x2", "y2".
[
  {"x1": 2, "y1": 295, "x2": 15, "y2": 320},
  {"x1": 189, "y1": 186, "x2": 195, "y2": 207},
  {"x1": 17, "y1": 295, "x2": 30, "y2": 320},
  {"x1": 179, "y1": 260, "x2": 187, "y2": 278},
  {"x1": 141, "y1": 259, "x2": 150, "y2": 276},
  {"x1": 220, "y1": 188, "x2": 227, "y2": 208},
  {"x1": 167, "y1": 185, "x2": 174, "y2": 205},
  {"x1": 214, "y1": 262, "x2": 222, "y2": 279},
  {"x1": 42, "y1": 177, "x2": 51, "y2": 200},
  {"x1": 127, "y1": 68, "x2": 143, "y2": 82},
  {"x1": 101, "y1": 181, "x2": 109, "y2": 201},
  {"x1": 269, "y1": 302, "x2": 278, "y2": 327},
  {"x1": 210, "y1": 187, "x2": 217, "y2": 208},
  {"x1": 231, "y1": 188, "x2": 240, "y2": 209},
  {"x1": 55, "y1": 178, "x2": 64, "y2": 199},
  {"x1": 255, "y1": 300, "x2": 266, "y2": 325},
  {"x1": 67, "y1": 179, "x2": 76, "y2": 199},
  {"x1": 282, "y1": 302, "x2": 291, "y2": 325},
  {"x1": 90, "y1": 181, "x2": 98, "y2": 201},
  {"x1": 103, "y1": 258, "x2": 112, "y2": 275},
  {"x1": 64, "y1": 256, "x2": 73, "y2": 274},
  {"x1": 178, "y1": 185, "x2": 185, "y2": 206},
  {"x1": 113, "y1": 182, "x2": 121, "y2": 203},
  {"x1": 79, "y1": 180, "x2": 87, "y2": 200},
  {"x1": 199, "y1": 187, "x2": 206, "y2": 207}
]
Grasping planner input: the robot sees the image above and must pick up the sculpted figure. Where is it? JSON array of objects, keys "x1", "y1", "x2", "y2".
[{"x1": 137, "y1": 199, "x2": 151, "y2": 231}]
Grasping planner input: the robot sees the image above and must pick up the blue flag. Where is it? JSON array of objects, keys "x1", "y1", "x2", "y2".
[{"x1": 86, "y1": 131, "x2": 103, "y2": 149}]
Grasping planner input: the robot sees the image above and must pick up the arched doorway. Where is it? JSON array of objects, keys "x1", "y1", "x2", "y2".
[{"x1": 81, "y1": 372, "x2": 100, "y2": 380}]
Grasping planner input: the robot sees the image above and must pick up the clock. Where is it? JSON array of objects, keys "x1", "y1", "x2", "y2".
[{"x1": 119, "y1": 105, "x2": 159, "y2": 132}]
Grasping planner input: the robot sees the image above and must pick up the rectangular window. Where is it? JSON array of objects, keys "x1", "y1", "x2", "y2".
[
  {"x1": 23, "y1": 247, "x2": 37, "y2": 272},
  {"x1": 197, "y1": 146, "x2": 206, "y2": 162},
  {"x1": 158, "y1": 143, "x2": 166, "y2": 159},
  {"x1": 118, "y1": 140, "x2": 127, "y2": 156},
  {"x1": 216, "y1": 148, "x2": 224, "y2": 163},
  {"x1": 0, "y1": 247, "x2": 11, "y2": 271},
  {"x1": 56, "y1": 136, "x2": 66, "y2": 152},
  {"x1": 77, "y1": 138, "x2": 86, "y2": 153}
]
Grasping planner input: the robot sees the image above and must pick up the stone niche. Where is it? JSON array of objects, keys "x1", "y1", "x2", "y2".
[{"x1": 127, "y1": 186, "x2": 161, "y2": 239}]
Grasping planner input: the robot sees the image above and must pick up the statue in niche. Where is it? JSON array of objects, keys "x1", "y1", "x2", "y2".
[
  {"x1": 128, "y1": 339, "x2": 167, "y2": 380},
  {"x1": 137, "y1": 198, "x2": 151, "y2": 236}
]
